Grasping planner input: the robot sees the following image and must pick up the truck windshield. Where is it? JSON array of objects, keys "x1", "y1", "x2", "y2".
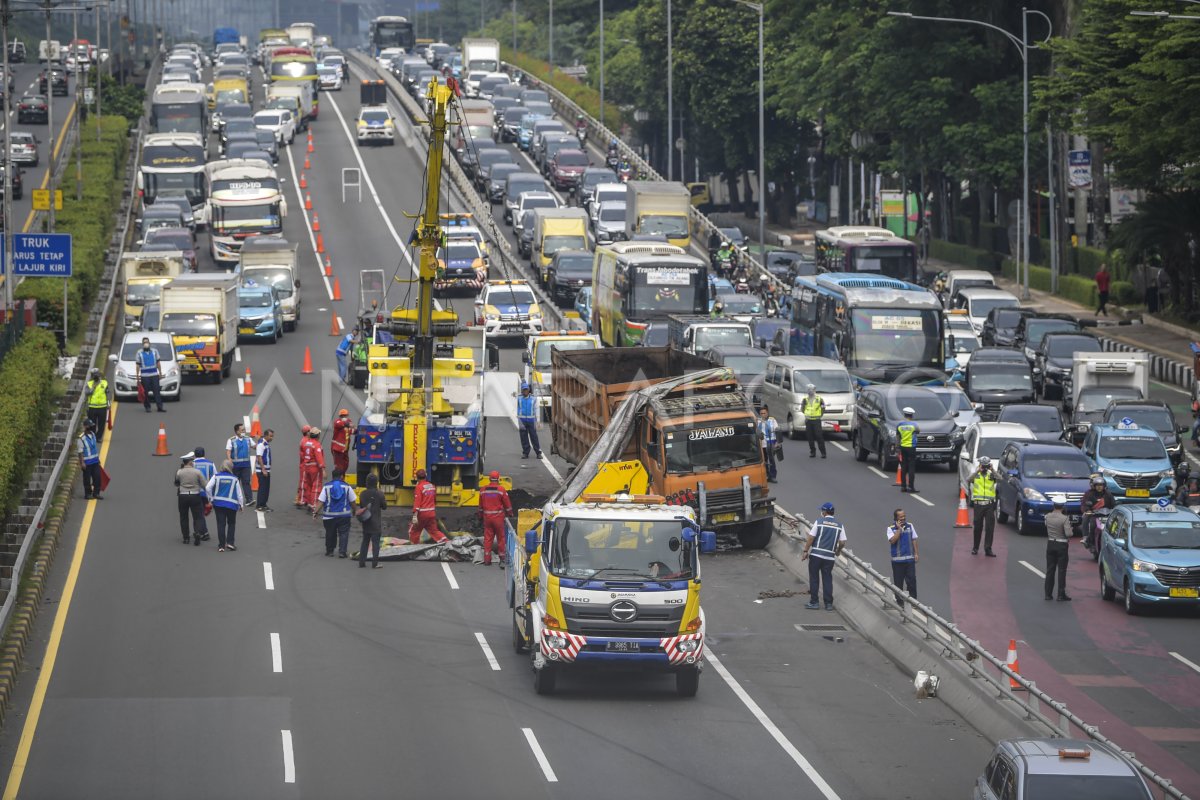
[
  {"x1": 543, "y1": 235, "x2": 585, "y2": 256},
  {"x1": 125, "y1": 283, "x2": 164, "y2": 304},
  {"x1": 548, "y1": 517, "x2": 693, "y2": 581},
  {"x1": 1098, "y1": 436, "x2": 1167, "y2": 461},
  {"x1": 244, "y1": 269, "x2": 293, "y2": 297},
  {"x1": 161, "y1": 312, "x2": 218, "y2": 336},
  {"x1": 849, "y1": 308, "x2": 940, "y2": 368},
  {"x1": 638, "y1": 213, "x2": 688, "y2": 238},
  {"x1": 665, "y1": 421, "x2": 761, "y2": 472},
  {"x1": 1077, "y1": 388, "x2": 1142, "y2": 412},
  {"x1": 695, "y1": 327, "x2": 752, "y2": 350},
  {"x1": 970, "y1": 367, "x2": 1032, "y2": 392},
  {"x1": 533, "y1": 338, "x2": 596, "y2": 369}
]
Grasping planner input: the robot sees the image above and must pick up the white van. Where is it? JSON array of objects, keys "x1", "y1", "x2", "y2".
[
  {"x1": 951, "y1": 287, "x2": 1020, "y2": 335},
  {"x1": 760, "y1": 355, "x2": 856, "y2": 439},
  {"x1": 945, "y1": 269, "x2": 996, "y2": 306}
]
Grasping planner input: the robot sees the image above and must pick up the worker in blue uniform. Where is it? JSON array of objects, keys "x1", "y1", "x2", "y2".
[
  {"x1": 205, "y1": 460, "x2": 245, "y2": 552},
  {"x1": 802, "y1": 502, "x2": 847, "y2": 610},
  {"x1": 135, "y1": 336, "x2": 165, "y2": 413},
  {"x1": 516, "y1": 382, "x2": 542, "y2": 459}
]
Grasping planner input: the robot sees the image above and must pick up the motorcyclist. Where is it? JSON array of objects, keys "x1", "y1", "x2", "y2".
[
  {"x1": 1080, "y1": 474, "x2": 1116, "y2": 552},
  {"x1": 575, "y1": 113, "x2": 587, "y2": 141},
  {"x1": 617, "y1": 159, "x2": 633, "y2": 181},
  {"x1": 606, "y1": 138, "x2": 620, "y2": 169},
  {"x1": 710, "y1": 300, "x2": 725, "y2": 318},
  {"x1": 762, "y1": 286, "x2": 779, "y2": 317},
  {"x1": 714, "y1": 241, "x2": 734, "y2": 277}
]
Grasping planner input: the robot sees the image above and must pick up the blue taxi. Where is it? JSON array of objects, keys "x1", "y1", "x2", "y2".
[
  {"x1": 1099, "y1": 498, "x2": 1200, "y2": 614},
  {"x1": 1081, "y1": 419, "x2": 1174, "y2": 503},
  {"x1": 236, "y1": 283, "x2": 283, "y2": 343}
]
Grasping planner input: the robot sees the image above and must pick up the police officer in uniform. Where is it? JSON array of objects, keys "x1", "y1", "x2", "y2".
[
  {"x1": 175, "y1": 452, "x2": 207, "y2": 545},
  {"x1": 969, "y1": 456, "x2": 998, "y2": 556},
  {"x1": 886, "y1": 508, "x2": 919, "y2": 606},
  {"x1": 135, "y1": 336, "x2": 165, "y2": 413},
  {"x1": 801, "y1": 384, "x2": 827, "y2": 458},
  {"x1": 314, "y1": 468, "x2": 358, "y2": 558},
  {"x1": 1044, "y1": 494, "x2": 1072, "y2": 601},
  {"x1": 255, "y1": 430, "x2": 274, "y2": 512},
  {"x1": 516, "y1": 383, "x2": 542, "y2": 459},
  {"x1": 84, "y1": 368, "x2": 109, "y2": 443},
  {"x1": 226, "y1": 423, "x2": 254, "y2": 506},
  {"x1": 77, "y1": 419, "x2": 102, "y2": 500},
  {"x1": 802, "y1": 502, "x2": 847, "y2": 610},
  {"x1": 896, "y1": 407, "x2": 919, "y2": 493},
  {"x1": 478, "y1": 470, "x2": 514, "y2": 565},
  {"x1": 758, "y1": 405, "x2": 779, "y2": 482},
  {"x1": 205, "y1": 460, "x2": 245, "y2": 552}
]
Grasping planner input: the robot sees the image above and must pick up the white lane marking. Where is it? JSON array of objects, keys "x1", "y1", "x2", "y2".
[
  {"x1": 237, "y1": 378, "x2": 245, "y2": 394},
  {"x1": 337, "y1": 316, "x2": 345, "y2": 331},
  {"x1": 706, "y1": 652, "x2": 842, "y2": 799},
  {"x1": 830, "y1": 441, "x2": 848, "y2": 452},
  {"x1": 910, "y1": 493, "x2": 935, "y2": 507},
  {"x1": 280, "y1": 730, "x2": 296, "y2": 783},
  {"x1": 263, "y1": 561, "x2": 275, "y2": 590},
  {"x1": 1170, "y1": 651, "x2": 1200, "y2": 675},
  {"x1": 521, "y1": 728, "x2": 559, "y2": 783},
  {"x1": 867, "y1": 466, "x2": 890, "y2": 480},
  {"x1": 441, "y1": 561, "x2": 459, "y2": 590},
  {"x1": 1153, "y1": 380, "x2": 1189, "y2": 396},
  {"x1": 1019, "y1": 560, "x2": 1046, "y2": 579},
  {"x1": 234, "y1": 346, "x2": 242, "y2": 362},
  {"x1": 474, "y1": 632, "x2": 501, "y2": 671},
  {"x1": 270, "y1": 632, "x2": 283, "y2": 673},
  {"x1": 242, "y1": 414, "x2": 251, "y2": 431},
  {"x1": 257, "y1": 509, "x2": 267, "y2": 529},
  {"x1": 283, "y1": 145, "x2": 335, "y2": 300}
]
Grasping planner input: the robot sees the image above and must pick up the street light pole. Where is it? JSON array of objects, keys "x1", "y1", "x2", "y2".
[
  {"x1": 598, "y1": 0, "x2": 604, "y2": 128},
  {"x1": 2, "y1": 0, "x2": 12, "y2": 315},
  {"x1": 44, "y1": 1, "x2": 55, "y2": 232},
  {"x1": 666, "y1": 0, "x2": 672, "y2": 181}
]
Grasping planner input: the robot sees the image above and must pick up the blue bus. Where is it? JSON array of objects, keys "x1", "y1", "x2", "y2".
[{"x1": 789, "y1": 273, "x2": 944, "y2": 384}]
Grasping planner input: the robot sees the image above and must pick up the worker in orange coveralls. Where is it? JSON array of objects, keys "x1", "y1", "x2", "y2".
[{"x1": 478, "y1": 470, "x2": 513, "y2": 566}]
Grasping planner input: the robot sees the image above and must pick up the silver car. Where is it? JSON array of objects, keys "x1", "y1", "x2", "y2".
[{"x1": 974, "y1": 738, "x2": 1152, "y2": 799}]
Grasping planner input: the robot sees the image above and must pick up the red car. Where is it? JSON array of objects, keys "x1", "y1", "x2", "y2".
[{"x1": 549, "y1": 148, "x2": 589, "y2": 191}]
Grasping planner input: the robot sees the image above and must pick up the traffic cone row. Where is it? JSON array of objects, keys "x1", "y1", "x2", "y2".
[
  {"x1": 1006, "y1": 639, "x2": 1024, "y2": 691},
  {"x1": 954, "y1": 488, "x2": 971, "y2": 528}
]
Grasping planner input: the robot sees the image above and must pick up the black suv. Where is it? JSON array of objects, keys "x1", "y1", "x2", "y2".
[
  {"x1": 16, "y1": 94, "x2": 48, "y2": 124},
  {"x1": 1102, "y1": 399, "x2": 1186, "y2": 465},
  {"x1": 1033, "y1": 331, "x2": 1102, "y2": 400},
  {"x1": 981, "y1": 306, "x2": 1035, "y2": 347},
  {"x1": 851, "y1": 385, "x2": 961, "y2": 470},
  {"x1": 7, "y1": 41, "x2": 25, "y2": 63},
  {"x1": 963, "y1": 347, "x2": 1034, "y2": 420},
  {"x1": 39, "y1": 68, "x2": 68, "y2": 97},
  {"x1": 545, "y1": 249, "x2": 593, "y2": 305},
  {"x1": 1014, "y1": 313, "x2": 1080, "y2": 363}
]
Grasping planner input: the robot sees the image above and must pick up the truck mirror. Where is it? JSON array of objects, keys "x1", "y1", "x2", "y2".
[
  {"x1": 524, "y1": 529, "x2": 538, "y2": 555},
  {"x1": 521, "y1": 351, "x2": 530, "y2": 364},
  {"x1": 699, "y1": 530, "x2": 717, "y2": 554},
  {"x1": 486, "y1": 342, "x2": 501, "y2": 370}
]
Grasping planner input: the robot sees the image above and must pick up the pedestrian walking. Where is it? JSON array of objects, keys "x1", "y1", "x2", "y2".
[
  {"x1": 294, "y1": 424, "x2": 312, "y2": 506},
  {"x1": 84, "y1": 368, "x2": 110, "y2": 443},
  {"x1": 135, "y1": 336, "x2": 165, "y2": 413},
  {"x1": 175, "y1": 452, "x2": 207, "y2": 545},
  {"x1": 757, "y1": 405, "x2": 779, "y2": 483},
  {"x1": 1044, "y1": 494, "x2": 1072, "y2": 601},
  {"x1": 331, "y1": 409, "x2": 355, "y2": 476},
  {"x1": 886, "y1": 508, "x2": 919, "y2": 606},
  {"x1": 205, "y1": 460, "x2": 245, "y2": 552},
  {"x1": 802, "y1": 502, "x2": 846, "y2": 611},
  {"x1": 408, "y1": 468, "x2": 450, "y2": 544},
  {"x1": 516, "y1": 383, "x2": 543, "y2": 459},
  {"x1": 801, "y1": 384, "x2": 827, "y2": 458},
  {"x1": 969, "y1": 456, "x2": 998, "y2": 557},
  {"x1": 356, "y1": 473, "x2": 387, "y2": 568},
  {"x1": 77, "y1": 419, "x2": 102, "y2": 500},
  {"x1": 255, "y1": 429, "x2": 274, "y2": 511},
  {"x1": 896, "y1": 407, "x2": 919, "y2": 493},
  {"x1": 313, "y1": 469, "x2": 357, "y2": 558},
  {"x1": 299, "y1": 427, "x2": 325, "y2": 510},
  {"x1": 1095, "y1": 262, "x2": 1111, "y2": 316},
  {"x1": 479, "y1": 470, "x2": 514, "y2": 565},
  {"x1": 192, "y1": 446, "x2": 214, "y2": 541},
  {"x1": 226, "y1": 423, "x2": 254, "y2": 506}
]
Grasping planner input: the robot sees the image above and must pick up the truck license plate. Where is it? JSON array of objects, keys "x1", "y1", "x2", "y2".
[
  {"x1": 917, "y1": 453, "x2": 943, "y2": 462},
  {"x1": 1169, "y1": 587, "x2": 1199, "y2": 598},
  {"x1": 712, "y1": 512, "x2": 737, "y2": 523},
  {"x1": 1126, "y1": 489, "x2": 1150, "y2": 498},
  {"x1": 605, "y1": 641, "x2": 639, "y2": 653}
]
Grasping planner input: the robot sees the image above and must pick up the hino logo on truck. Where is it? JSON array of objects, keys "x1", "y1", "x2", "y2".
[{"x1": 609, "y1": 600, "x2": 638, "y2": 622}]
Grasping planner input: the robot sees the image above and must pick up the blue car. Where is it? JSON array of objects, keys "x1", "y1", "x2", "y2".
[
  {"x1": 573, "y1": 285, "x2": 593, "y2": 332},
  {"x1": 1100, "y1": 499, "x2": 1200, "y2": 614},
  {"x1": 237, "y1": 284, "x2": 283, "y2": 342},
  {"x1": 996, "y1": 440, "x2": 1093, "y2": 534},
  {"x1": 1082, "y1": 420, "x2": 1174, "y2": 504}
]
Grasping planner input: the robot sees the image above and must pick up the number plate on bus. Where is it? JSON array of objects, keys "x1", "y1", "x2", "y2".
[
  {"x1": 1126, "y1": 489, "x2": 1150, "y2": 498},
  {"x1": 606, "y1": 641, "x2": 639, "y2": 653},
  {"x1": 1169, "y1": 587, "x2": 1199, "y2": 599}
]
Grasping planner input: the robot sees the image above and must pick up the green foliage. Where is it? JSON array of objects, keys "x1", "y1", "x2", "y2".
[
  {"x1": 1111, "y1": 281, "x2": 1139, "y2": 306},
  {"x1": 84, "y1": 74, "x2": 146, "y2": 127},
  {"x1": 0, "y1": 328, "x2": 59, "y2": 518},
  {"x1": 501, "y1": 48, "x2": 625, "y2": 129},
  {"x1": 999, "y1": 257, "x2": 1097, "y2": 308},
  {"x1": 929, "y1": 239, "x2": 1000, "y2": 271}
]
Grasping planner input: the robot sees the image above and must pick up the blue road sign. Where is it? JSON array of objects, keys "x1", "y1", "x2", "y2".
[
  {"x1": 416, "y1": 1, "x2": 440, "y2": 11},
  {"x1": 0, "y1": 233, "x2": 73, "y2": 276}
]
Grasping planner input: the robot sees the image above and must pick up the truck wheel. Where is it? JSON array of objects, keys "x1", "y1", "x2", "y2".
[
  {"x1": 786, "y1": 415, "x2": 801, "y2": 440},
  {"x1": 533, "y1": 663, "x2": 556, "y2": 695},
  {"x1": 512, "y1": 614, "x2": 529, "y2": 654},
  {"x1": 738, "y1": 518, "x2": 773, "y2": 550},
  {"x1": 675, "y1": 667, "x2": 700, "y2": 698}
]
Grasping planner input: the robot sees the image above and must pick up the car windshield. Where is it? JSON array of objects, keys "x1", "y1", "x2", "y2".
[
  {"x1": 1028, "y1": 320, "x2": 1078, "y2": 346},
  {"x1": 557, "y1": 151, "x2": 588, "y2": 167},
  {"x1": 969, "y1": 297, "x2": 1018, "y2": 319},
  {"x1": 444, "y1": 243, "x2": 480, "y2": 262},
  {"x1": 599, "y1": 205, "x2": 625, "y2": 222},
  {"x1": 1098, "y1": 435, "x2": 1167, "y2": 460},
  {"x1": 555, "y1": 257, "x2": 592, "y2": 277},
  {"x1": 934, "y1": 391, "x2": 972, "y2": 414},
  {"x1": 794, "y1": 369, "x2": 850, "y2": 393},
  {"x1": 947, "y1": 333, "x2": 979, "y2": 353},
  {"x1": 489, "y1": 287, "x2": 535, "y2": 306},
  {"x1": 243, "y1": 268, "x2": 293, "y2": 297},
  {"x1": 225, "y1": 119, "x2": 254, "y2": 135},
  {"x1": 1023, "y1": 774, "x2": 1151, "y2": 800},
  {"x1": 160, "y1": 312, "x2": 217, "y2": 336},
  {"x1": 362, "y1": 110, "x2": 390, "y2": 124},
  {"x1": 694, "y1": 327, "x2": 752, "y2": 349},
  {"x1": 1131, "y1": 520, "x2": 1200, "y2": 549},
  {"x1": 533, "y1": 338, "x2": 597, "y2": 369},
  {"x1": 547, "y1": 517, "x2": 693, "y2": 581},
  {"x1": 119, "y1": 341, "x2": 173, "y2": 360},
  {"x1": 1046, "y1": 337, "x2": 1101, "y2": 358},
  {"x1": 1023, "y1": 454, "x2": 1091, "y2": 479},
  {"x1": 1077, "y1": 388, "x2": 1142, "y2": 412},
  {"x1": 644, "y1": 325, "x2": 668, "y2": 346},
  {"x1": 721, "y1": 355, "x2": 767, "y2": 377},
  {"x1": 977, "y1": 436, "x2": 1018, "y2": 460},
  {"x1": 886, "y1": 395, "x2": 948, "y2": 420},
  {"x1": 992, "y1": 309, "x2": 1025, "y2": 328},
  {"x1": 970, "y1": 367, "x2": 1032, "y2": 392},
  {"x1": 239, "y1": 292, "x2": 273, "y2": 309},
  {"x1": 1107, "y1": 410, "x2": 1173, "y2": 435},
  {"x1": 640, "y1": 213, "x2": 688, "y2": 238},
  {"x1": 144, "y1": 230, "x2": 191, "y2": 250},
  {"x1": 849, "y1": 308, "x2": 941, "y2": 368},
  {"x1": 665, "y1": 420, "x2": 761, "y2": 472},
  {"x1": 1001, "y1": 407, "x2": 1061, "y2": 432}
]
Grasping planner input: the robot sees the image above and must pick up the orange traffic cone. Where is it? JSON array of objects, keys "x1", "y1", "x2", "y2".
[
  {"x1": 250, "y1": 404, "x2": 263, "y2": 437},
  {"x1": 251, "y1": 470, "x2": 260, "y2": 492},
  {"x1": 1006, "y1": 639, "x2": 1024, "y2": 691},
  {"x1": 152, "y1": 423, "x2": 171, "y2": 456},
  {"x1": 316, "y1": 233, "x2": 325, "y2": 254},
  {"x1": 307, "y1": 138, "x2": 314, "y2": 154},
  {"x1": 302, "y1": 346, "x2": 314, "y2": 374},
  {"x1": 299, "y1": 172, "x2": 307, "y2": 190},
  {"x1": 241, "y1": 367, "x2": 254, "y2": 396},
  {"x1": 303, "y1": 154, "x2": 311, "y2": 170},
  {"x1": 955, "y1": 488, "x2": 971, "y2": 528},
  {"x1": 324, "y1": 255, "x2": 332, "y2": 277},
  {"x1": 312, "y1": 213, "x2": 320, "y2": 232},
  {"x1": 894, "y1": 464, "x2": 903, "y2": 486},
  {"x1": 329, "y1": 312, "x2": 342, "y2": 336},
  {"x1": 305, "y1": 192, "x2": 312, "y2": 211},
  {"x1": 332, "y1": 277, "x2": 342, "y2": 301}
]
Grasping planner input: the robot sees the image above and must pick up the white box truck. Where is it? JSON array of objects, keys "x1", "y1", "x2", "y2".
[
  {"x1": 625, "y1": 182, "x2": 692, "y2": 250},
  {"x1": 159, "y1": 273, "x2": 239, "y2": 383},
  {"x1": 239, "y1": 237, "x2": 300, "y2": 330},
  {"x1": 1067, "y1": 351, "x2": 1149, "y2": 412}
]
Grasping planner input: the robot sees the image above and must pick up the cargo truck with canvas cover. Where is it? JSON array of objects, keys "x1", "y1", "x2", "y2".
[{"x1": 159, "y1": 273, "x2": 239, "y2": 382}]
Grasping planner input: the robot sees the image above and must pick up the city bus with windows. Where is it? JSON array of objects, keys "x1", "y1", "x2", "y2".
[
  {"x1": 139, "y1": 132, "x2": 208, "y2": 227},
  {"x1": 814, "y1": 226, "x2": 920, "y2": 284},
  {"x1": 286, "y1": 22, "x2": 318, "y2": 49},
  {"x1": 150, "y1": 83, "x2": 208, "y2": 136},
  {"x1": 268, "y1": 47, "x2": 319, "y2": 93},
  {"x1": 789, "y1": 273, "x2": 944, "y2": 385},
  {"x1": 592, "y1": 242, "x2": 709, "y2": 347},
  {"x1": 369, "y1": 16, "x2": 415, "y2": 56},
  {"x1": 206, "y1": 160, "x2": 286, "y2": 265}
]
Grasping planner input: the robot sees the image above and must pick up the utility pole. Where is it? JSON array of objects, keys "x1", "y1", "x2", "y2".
[
  {"x1": 44, "y1": 0, "x2": 56, "y2": 231},
  {"x1": 666, "y1": 0, "x2": 672, "y2": 181},
  {"x1": 74, "y1": 6, "x2": 82, "y2": 200},
  {"x1": 2, "y1": 0, "x2": 13, "y2": 314},
  {"x1": 598, "y1": 0, "x2": 604, "y2": 128}
]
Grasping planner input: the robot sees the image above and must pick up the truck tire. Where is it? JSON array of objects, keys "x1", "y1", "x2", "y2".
[
  {"x1": 533, "y1": 663, "x2": 556, "y2": 695},
  {"x1": 738, "y1": 518, "x2": 773, "y2": 550},
  {"x1": 512, "y1": 614, "x2": 528, "y2": 654},
  {"x1": 675, "y1": 667, "x2": 700, "y2": 698}
]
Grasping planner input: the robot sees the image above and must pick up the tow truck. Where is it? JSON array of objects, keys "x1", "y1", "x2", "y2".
[{"x1": 523, "y1": 330, "x2": 601, "y2": 421}]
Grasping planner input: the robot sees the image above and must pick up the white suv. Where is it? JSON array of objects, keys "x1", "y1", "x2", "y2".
[
  {"x1": 253, "y1": 109, "x2": 296, "y2": 146},
  {"x1": 356, "y1": 106, "x2": 396, "y2": 146}
]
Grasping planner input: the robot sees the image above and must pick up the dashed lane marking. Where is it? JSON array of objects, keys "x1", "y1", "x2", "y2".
[
  {"x1": 282, "y1": 145, "x2": 334, "y2": 301},
  {"x1": 441, "y1": 561, "x2": 459, "y2": 590},
  {"x1": 474, "y1": 632, "x2": 501, "y2": 671},
  {"x1": 521, "y1": 728, "x2": 559, "y2": 783},
  {"x1": 1019, "y1": 560, "x2": 1046, "y2": 579},
  {"x1": 234, "y1": 346, "x2": 241, "y2": 362},
  {"x1": 909, "y1": 493, "x2": 935, "y2": 507},
  {"x1": 263, "y1": 561, "x2": 275, "y2": 590},
  {"x1": 257, "y1": 510, "x2": 266, "y2": 529},
  {"x1": 829, "y1": 441, "x2": 848, "y2": 452},
  {"x1": 270, "y1": 633, "x2": 283, "y2": 673},
  {"x1": 867, "y1": 466, "x2": 890, "y2": 480},
  {"x1": 1170, "y1": 651, "x2": 1200, "y2": 676},
  {"x1": 280, "y1": 730, "x2": 296, "y2": 783}
]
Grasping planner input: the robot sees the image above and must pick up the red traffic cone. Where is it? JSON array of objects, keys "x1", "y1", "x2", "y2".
[
  {"x1": 302, "y1": 346, "x2": 314, "y2": 374},
  {"x1": 307, "y1": 138, "x2": 314, "y2": 154},
  {"x1": 324, "y1": 255, "x2": 332, "y2": 277},
  {"x1": 332, "y1": 277, "x2": 342, "y2": 301},
  {"x1": 251, "y1": 470, "x2": 260, "y2": 492},
  {"x1": 304, "y1": 154, "x2": 311, "y2": 170},
  {"x1": 329, "y1": 312, "x2": 342, "y2": 336},
  {"x1": 299, "y1": 172, "x2": 307, "y2": 190},
  {"x1": 312, "y1": 213, "x2": 320, "y2": 232},
  {"x1": 305, "y1": 192, "x2": 313, "y2": 211},
  {"x1": 152, "y1": 423, "x2": 171, "y2": 456},
  {"x1": 241, "y1": 367, "x2": 254, "y2": 396},
  {"x1": 316, "y1": 233, "x2": 325, "y2": 254},
  {"x1": 894, "y1": 464, "x2": 903, "y2": 486},
  {"x1": 250, "y1": 404, "x2": 263, "y2": 437}
]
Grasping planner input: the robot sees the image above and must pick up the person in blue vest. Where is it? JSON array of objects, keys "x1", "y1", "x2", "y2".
[
  {"x1": 134, "y1": 336, "x2": 165, "y2": 413},
  {"x1": 205, "y1": 459, "x2": 245, "y2": 552},
  {"x1": 255, "y1": 429, "x2": 274, "y2": 512},
  {"x1": 225, "y1": 423, "x2": 254, "y2": 507},
  {"x1": 516, "y1": 382, "x2": 542, "y2": 459},
  {"x1": 192, "y1": 446, "x2": 215, "y2": 541},
  {"x1": 313, "y1": 468, "x2": 358, "y2": 558},
  {"x1": 77, "y1": 419, "x2": 102, "y2": 500},
  {"x1": 886, "y1": 508, "x2": 919, "y2": 607},
  {"x1": 802, "y1": 502, "x2": 847, "y2": 610}
]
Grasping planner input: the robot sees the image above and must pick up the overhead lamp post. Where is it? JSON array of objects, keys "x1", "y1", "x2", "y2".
[
  {"x1": 732, "y1": 0, "x2": 764, "y2": 251},
  {"x1": 666, "y1": 0, "x2": 672, "y2": 181},
  {"x1": 598, "y1": 0, "x2": 603, "y2": 128},
  {"x1": 888, "y1": 9, "x2": 1051, "y2": 301}
]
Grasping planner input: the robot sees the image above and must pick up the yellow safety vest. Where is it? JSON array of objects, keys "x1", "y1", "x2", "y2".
[
  {"x1": 897, "y1": 422, "x2": 917, "y2": 448},
  {"x1": 802, "y1": 397, "x2": 824, "y2": 419},
  {"x1": 87, "y1": 379, "x2": 109, "y2": 409},
  {"x1": 972, "y1": 472, "x2": 997, "y2": 502}
]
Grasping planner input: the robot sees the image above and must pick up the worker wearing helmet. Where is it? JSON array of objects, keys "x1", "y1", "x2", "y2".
[
  {"x1": 478, "y1": 470, "x2": 514, "y2": 566},
  {"x1": 801, "y1": 502, "x2": 846, "y2": 611},
  {"x1": 516, "y1": 382, "x2": 542, "y2": 459},
  {"x1": 299, "y1": 427, "x2": 325, "y2": 511},
  {"x1": 896, "y1": 407, "x2": 919, "y2": 494},
  {"x1": 294, "y1": 425, "x2": 312, "y2": 507},
  {"x1": 968, "y1": 456, "x2": 998, "y2": 557},
  {"x1": 1081, "y1": 474, "x2": 1115, "y2": 554},
  {"x1": 331, "y1": 409, "x2": 356, "y2": 476}
]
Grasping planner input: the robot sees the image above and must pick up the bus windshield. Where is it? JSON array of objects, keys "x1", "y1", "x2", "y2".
[
  {"x1": 849, "y1": 308, "x2": 940, "y2": 368},
  {"x1": 213, "y1": 203, "x2": 282, "y2": 232},
  {"x1": 144, "y1": 173, "x2": 205, "y2": 206},
  {"x1": 270, "y1": 60, "x2": 316, "y2": 80},
  {"x1": 631, "y1": 268, "x2": 704, "y2": 316},
  {"x1": 151, "y1": 102, "x2": 204, "y2": 135},
  {"x1": 850, "y1": 244, "x2": 916, "y2": 281}
]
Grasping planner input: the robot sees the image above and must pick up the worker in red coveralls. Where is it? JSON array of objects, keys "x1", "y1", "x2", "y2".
[
  {"x1": 294, "y1": 424, "x2": 312, "y2": 506},
  {"x1": 478, "y1": 470, "x2": 513, "y2": 566},
  {"x1": 408, "y1": 469, "x2": 449, "y2": 544},
  {"x1": 300, "y1": 427, "x2": 326, "y2": 511},
  {"x1": 331, "y1": 409, "x2": 355, "y2": 476}
]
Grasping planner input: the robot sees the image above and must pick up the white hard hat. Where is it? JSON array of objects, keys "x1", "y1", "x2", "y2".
[
  {"x1": 902, "y1": 406, "x2": 915, "y2": 416},
  {"x1": 1049, "y1": 493, "x2": 1068, "y2": 506}
]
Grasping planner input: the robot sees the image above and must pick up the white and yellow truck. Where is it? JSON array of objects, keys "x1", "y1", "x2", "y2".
[
  {"x1": 159, "y1": 273, "x2": 239, "y2": 382},
  {"x1": 121, "y1": 251, "x2": 185, "y2": 330},
  {"x1": 625, "y1": 181, "x2": 692, "y2": 250}
]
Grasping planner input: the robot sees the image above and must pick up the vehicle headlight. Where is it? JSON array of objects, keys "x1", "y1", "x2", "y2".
[
  {"x1": 485, "y1": 313, "x2": 499, "y2": 321},
  {"x1": 165, "y1": 366, "x2": 179, "y2": 378},
  {"x1": 1159, "y1": 469, "x2": 1174, "y2": 479},
  {"x1": 115, "y1": 367, "x2": 129, "y2": 379},
  {"x1": 1131, "y1": 559, "x2": 1158, "y2": 573},
  {"x1": 1022, "y1": 487, "x2": 1047, "y2": 502},
  {"x1": 545, "y1": 634, "x2": 569, "y2": 649},
  {"x1": 529, "y1": 308, "x2": 542, "y2": 320},
  {"x1": 951, "y1": 428, "x2": 964, "y2": 441},
  {"x1": 676, "y1": 639, "x2": 701, "y2": 653}
]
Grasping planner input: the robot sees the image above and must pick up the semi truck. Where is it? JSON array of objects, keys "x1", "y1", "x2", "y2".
[
  {"x1": 159, "y1": 273, "x2": 239, "y2": 382},
  {"x1": 550, "y1": 347, "x2": 774, "y2": 547},
  {"x1": 625, "y1": 182, "x2": 691, "y2": 249},
  {"x1": 122, "y1": 251, "x2": 186, "y2": 330},
  {"x1": 461, "y1": 37, "x2": 500, "y2": 77}
]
